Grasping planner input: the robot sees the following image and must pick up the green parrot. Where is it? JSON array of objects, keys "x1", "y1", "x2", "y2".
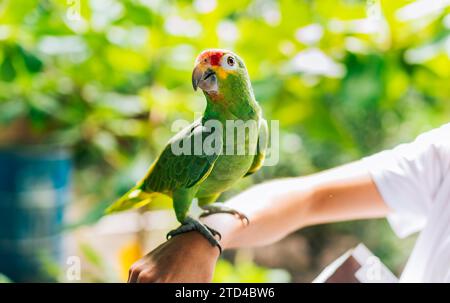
[{"x1": 106, "y1": 49, "x2": 268, "y2": 252}]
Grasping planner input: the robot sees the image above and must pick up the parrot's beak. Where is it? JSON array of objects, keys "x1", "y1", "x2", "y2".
[{"x1": 192, "y1": 65, "x2": 218, "y2": 93}]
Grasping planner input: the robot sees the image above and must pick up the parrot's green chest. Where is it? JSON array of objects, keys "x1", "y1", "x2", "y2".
[
  {"x1": 197, "y1": 154, "x2": 254, "y2": 196},
  {"x1": 196, "y1": 128, "x2": 257, "y2": 198}
]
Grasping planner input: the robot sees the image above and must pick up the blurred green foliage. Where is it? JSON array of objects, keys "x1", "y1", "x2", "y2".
[
  {"x1": 0, "y1": 273, "x2": 12, "y2": 283},
  {"x1": 213, "y1": 258, "x2": 290, "y2": 283},
  {"x1": 1, "y1": 0, "x2": 449, "y2": 281}
]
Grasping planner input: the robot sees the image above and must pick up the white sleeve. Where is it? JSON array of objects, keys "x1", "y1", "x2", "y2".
[{"x1": 362, "y1": 123, "x2": 450, "y2": 238}]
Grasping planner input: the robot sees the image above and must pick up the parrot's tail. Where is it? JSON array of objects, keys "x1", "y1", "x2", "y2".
[{"x1": 105, "y1": 186, "x2": 171, "y2": 214}]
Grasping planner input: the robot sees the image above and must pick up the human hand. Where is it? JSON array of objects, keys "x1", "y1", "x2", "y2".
[{"x1": 128, "y1": 231, "x2": 220, "y2": 283}]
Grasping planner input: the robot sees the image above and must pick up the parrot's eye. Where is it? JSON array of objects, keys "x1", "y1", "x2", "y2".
[
  {"x1": 221, "y1": 54, "x2": 238, "y2": 71},
  {"x1": 226, "y1": 56, "x2": 235, "y2": 67}
]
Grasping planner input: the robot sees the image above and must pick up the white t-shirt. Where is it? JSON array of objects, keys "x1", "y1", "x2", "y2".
[{"x1": 363, "y1": 123, "x2": 450, "y2": 282}]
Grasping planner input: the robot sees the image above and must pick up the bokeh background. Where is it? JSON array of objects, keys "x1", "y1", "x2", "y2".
[{"x1": 0, "y1": 0, "x2": 449, "y2": 282}]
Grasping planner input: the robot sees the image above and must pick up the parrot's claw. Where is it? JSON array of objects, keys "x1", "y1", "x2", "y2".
[
  {"x1": 166, "y1": 216, "x2": 222, "y2": 254},
  {"x1": 199, "y1": 203, "x2": 250, "y2": 226},
  {"x1": 205, "y1": 225, "x2": 222, "y2": 241}
]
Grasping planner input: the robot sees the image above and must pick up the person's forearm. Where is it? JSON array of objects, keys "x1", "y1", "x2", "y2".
[
  {"x1": 200, "y1": 178, "x2": 315, "y2": 249},
  {"x1": 201, "y1": 160, "x2": 389, "y2": 249}
]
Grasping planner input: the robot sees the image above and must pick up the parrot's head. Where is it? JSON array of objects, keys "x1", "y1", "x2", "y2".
[{"x1": 192, "y1": 49, "x2": 254, "y2": 104}]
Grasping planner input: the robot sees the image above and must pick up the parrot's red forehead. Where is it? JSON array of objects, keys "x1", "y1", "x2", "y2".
[{"x1": 196, "y1": 50, "x2": 225, "y2": 66}]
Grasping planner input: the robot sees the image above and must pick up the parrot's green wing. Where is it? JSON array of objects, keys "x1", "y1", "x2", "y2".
[
  {"x1": 106, "y1": 119, "x2": 222, "y2": 213},
  {"x1": 245, "y1": 118, "x2": 268, "y2": 177},
  {"x1": 143, "y1": 119, "x2": 222, "y2": 191}
]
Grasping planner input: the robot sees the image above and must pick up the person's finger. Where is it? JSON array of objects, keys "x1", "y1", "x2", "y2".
[
  {"x1": 128, "y1": 265, "x2": 141, "y2": 283},
  {"x1": 137, "y1": 270, "x2": 154, "y2": 283}
]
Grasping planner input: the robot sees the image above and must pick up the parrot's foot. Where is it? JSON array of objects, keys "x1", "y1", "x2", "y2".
[
  {"x1": 199, "y1": 203, "x2": 250, "y2": 226},
  {"x1": 166, "y1": 216, "x2": 222, "y2": 253}
]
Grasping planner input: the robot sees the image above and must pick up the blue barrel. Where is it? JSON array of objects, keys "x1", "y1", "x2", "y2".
[{"x1": 0, "y1": 147, "x2": 72, "y2": 282}]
